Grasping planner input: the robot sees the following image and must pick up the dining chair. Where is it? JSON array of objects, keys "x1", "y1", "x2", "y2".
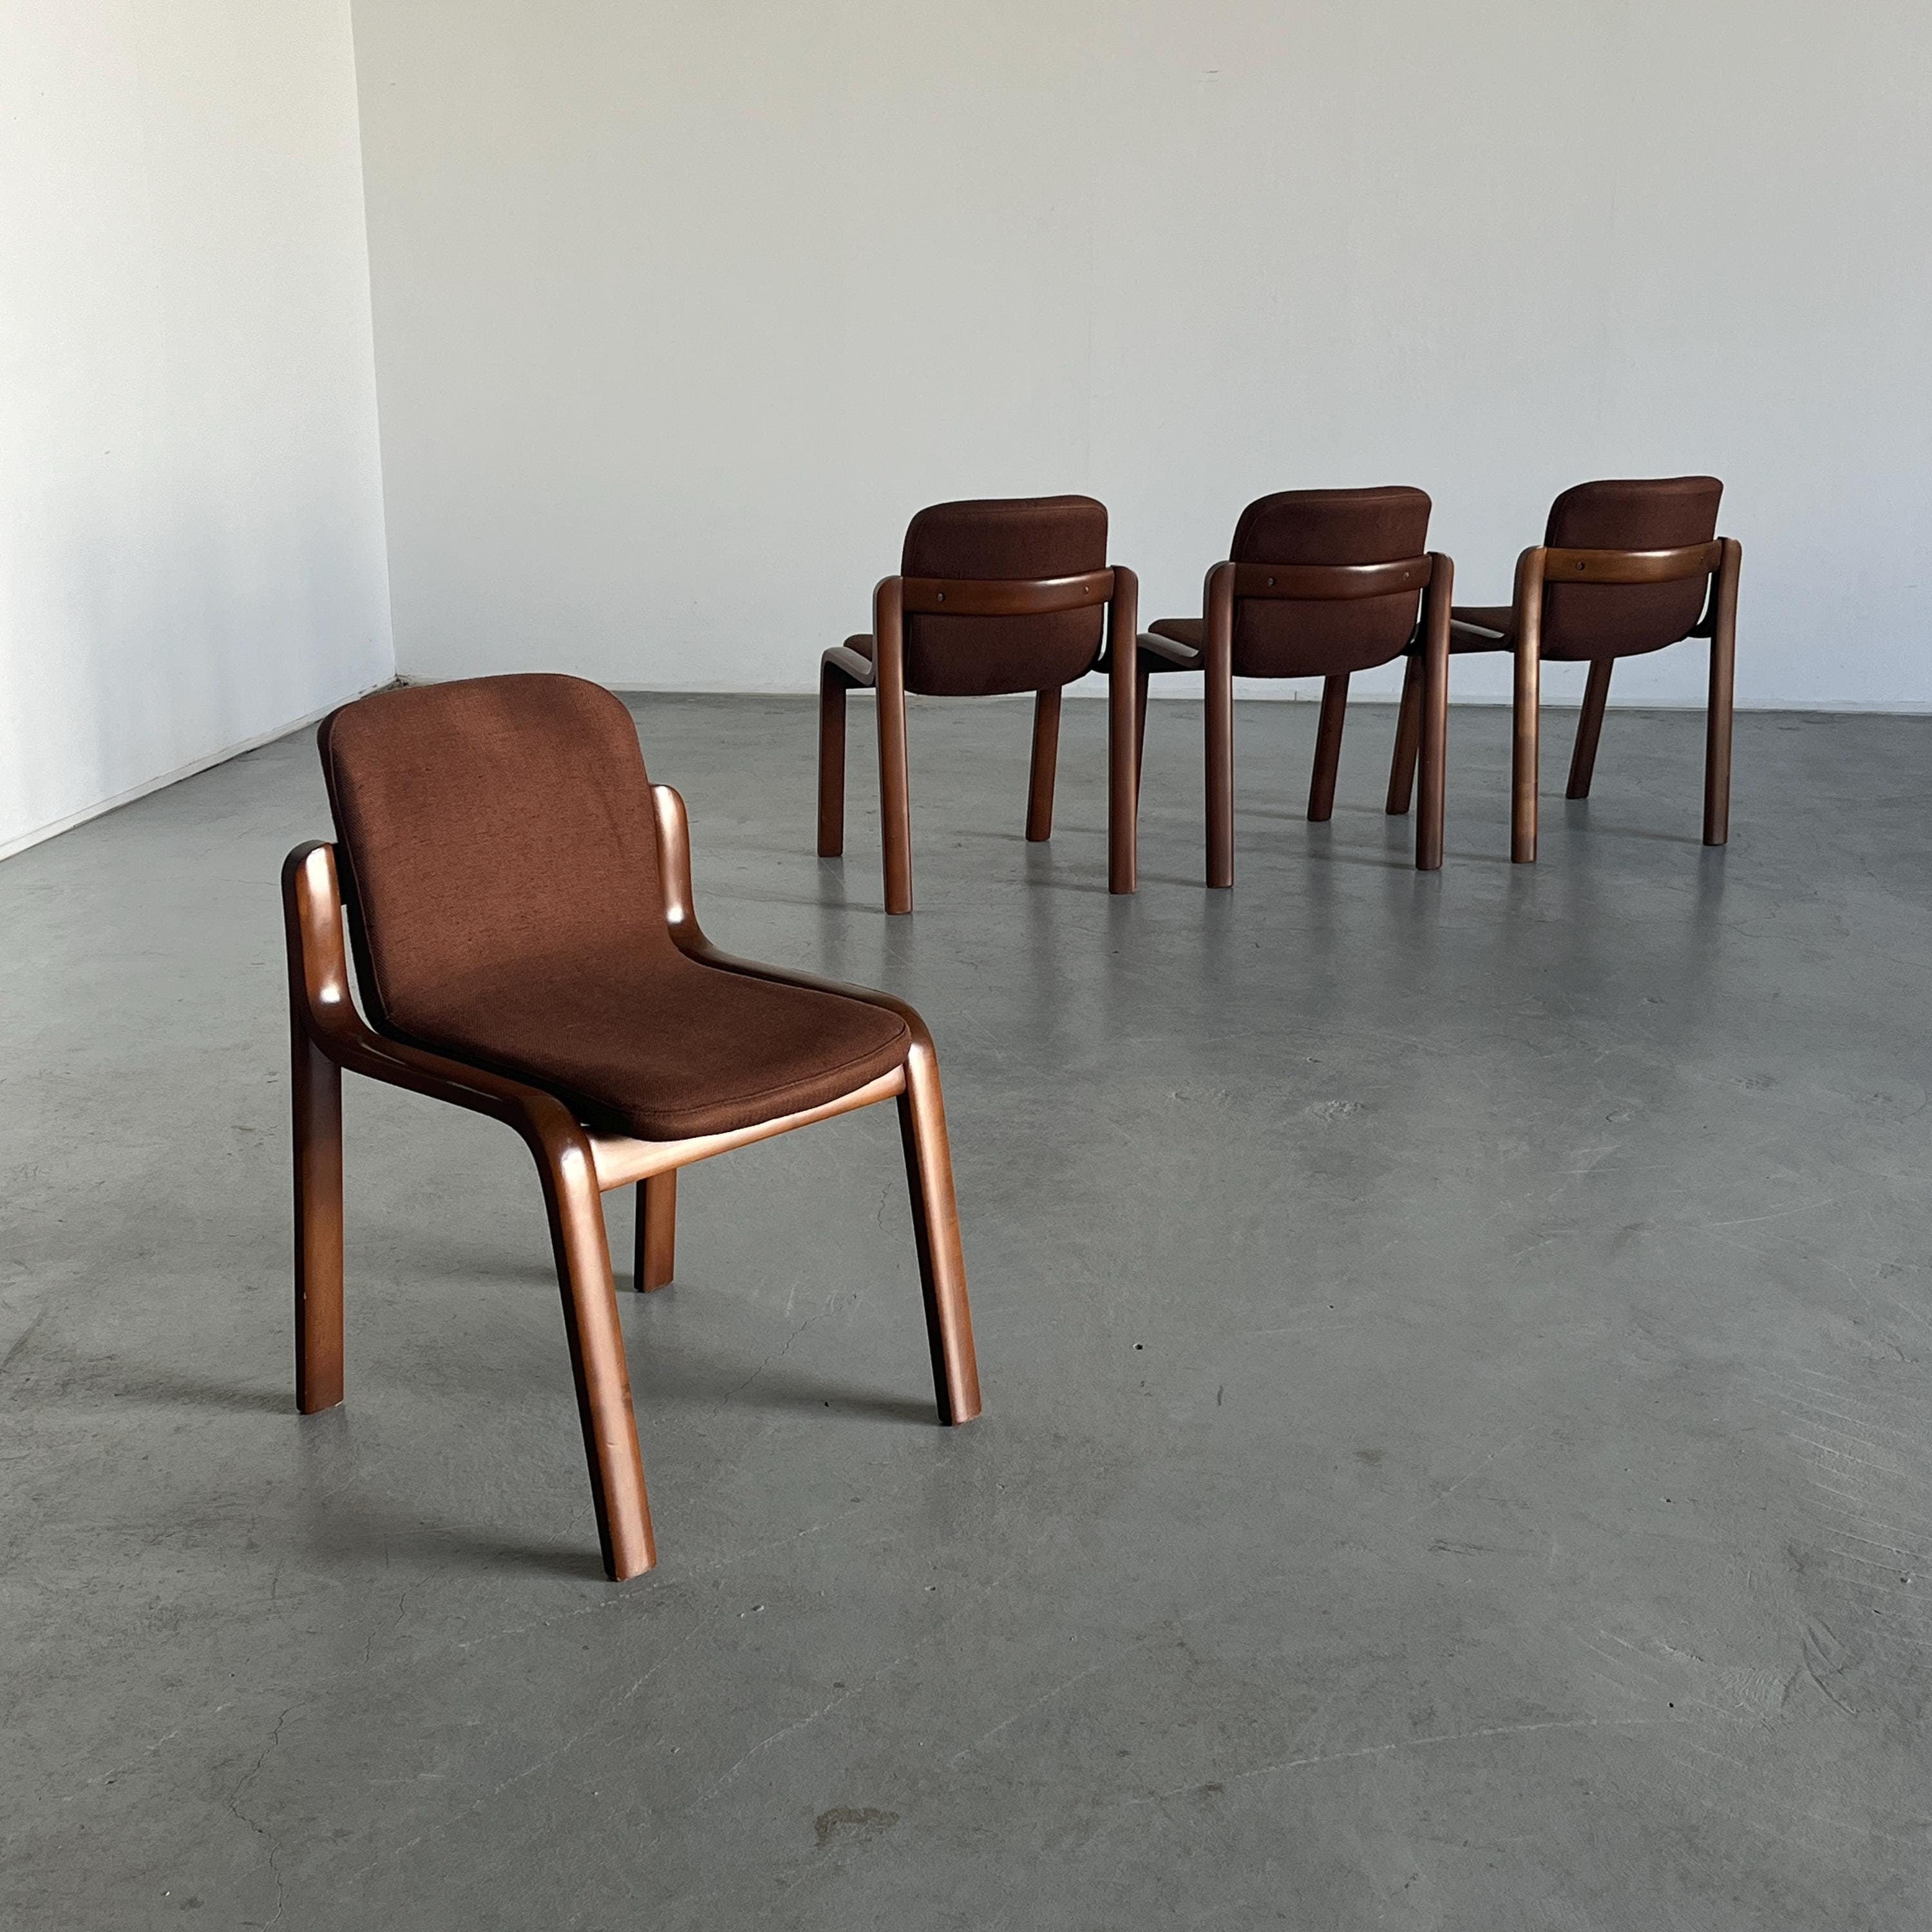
[
  {"x1": 1385, "y1": 476, "x2": 1741, "y2": 861},
  {"x1": 817, "y1": 495, "x2": 1139, "y2": 913},
  {"x1": 283, "y1": 673, "x2": 981, "y2": 1581},
  {"x1": 1132, "y1": 487, "x2": 1453, "y2": 880}
]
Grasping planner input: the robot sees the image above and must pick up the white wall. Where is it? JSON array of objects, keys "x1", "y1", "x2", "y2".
[
  {"x1": 352, "y1": 1, "x2": 1931, "y2": 710},
  {"x1": 0, "y1": 1, "x2": 394, "y2": 858}
]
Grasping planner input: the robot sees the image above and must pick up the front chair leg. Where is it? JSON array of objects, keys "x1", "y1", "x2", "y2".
[
  {"x1": 1386, "y1": 656, "x2": 1422, "y2": 816},
  {"x1": 634, "y1": 1170, "x2": 676, "y2": 1291},
  {"x1": 1135, "y1": 668, "x2": 1151, "y2": 799},
  {"x1": 1512, "y1": 639, "x2": 1540, "y2": 864},
  {"x1": 536, "y1": 1131, "x2": 655, "y2": 1580},
  {"x1": 1308, "y1": 674, "x2": 1350, "y2": 822},
  {"x1": 1026, "y1": 687, "x2": 1061, "y2": 842},
  {"x1": 1703, "y1": 542, "x2": 1739, "y2": 846},
  {"x1": 817, "y1": 661, "x2": 849, "y2": 857},
  {"x1": 895, "y1": 1045, "x2": 981, "y2": 1426},
  {"x1": 1567, "y1": 659, "x2": 1613, "y2": 799},
  {"x1": 1416, "y1": 620, "x2": 1449, "y2": 873},
  {"x1": 878, "y1": 686, "x2": 914, "y2": 916},
  {"x1": 292, "y1": 1030, "x2": 345, "y2": 1414}
]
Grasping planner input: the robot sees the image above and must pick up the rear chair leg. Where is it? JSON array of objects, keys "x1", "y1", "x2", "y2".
[
  {"x1": 539, "y1": 1137, "x2": 655, "y2": 1580},
  {"x1": 1026, "y1": 688, "x2": 1061, "y2": 842},
  {"x1": 1567, "y1": 659, "x2": 1612, "y2": 799},
  {"x1": 817, "y1": 661, "x2": 848, "y2": 857},
  {"x1": 1135, "y1": 669, "x2": 1150, "y2": 799},
  {"x1": 1512, "y1": 640, "x2": 1540, "y2": 863},
  {"x1": 1387, "y1": 656, "x2": 1422, "y2": 815},
  {"x1": 1704, "y1": 618, "x2": 1735, "y2": 846},
  {"x1": 634, "y1": 1171, "x2": 677, "y2": 1291},
  {"x1": 1308, "y1": 674, "x2": 1349, "y2": 822},
  {"x1": 292, "y1": 1030, "x2": 345, "y2": 1414},
  {"x1": 895, "y1": 1047, "x2": 981, "y2": 1426}
]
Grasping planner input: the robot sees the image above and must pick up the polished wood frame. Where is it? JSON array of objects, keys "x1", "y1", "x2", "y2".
[
  {"x1": 1414, "y1": 538, "x2": 1741, "y2": 862},
  {"x1": 818, "y1": 567, "x2": 1140, "y2": 913},
  {"x1": 282, "y1": 785, "x2": 980, "y2": 1582},
  {"x1": 1152, "y1": 553, "x2": 1454, "y2": 885}
]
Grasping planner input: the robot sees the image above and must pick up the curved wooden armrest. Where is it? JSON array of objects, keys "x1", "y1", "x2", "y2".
[
  {"x1": 822, "y1": 643, "x2": 876, "y2": 688},
  {"x1": 648, "y1": 785, "x2": 933, "y2": 1045},
  {"x1": 282, "y1": 842, "x2": 588, "y2": 1151},
  {"x1": 896, "y1": 570, "x2": 1115, "y2": 618},
  {"x1": 1689, "y1": 536, "x2": 1741, "y2": 638},
  {"x1": 1539, "y1": 540, "x2": 1723, "y2": 586},
  {"x1": 1231, "y1": 556, "x2": 1435, "y2": 601},
  {"x1": 1135, "y1": 631, "x2": 1202, "y2": 671}
]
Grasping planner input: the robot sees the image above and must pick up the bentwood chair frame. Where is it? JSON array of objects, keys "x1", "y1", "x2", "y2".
[
  {"x1": 819, "y1": 567, "x2": 1141, "y2": 913},
  {"x1": 283, "y1": 785, "x2": 980, "y2": 1583},
  {"x1": 1143, "y1": 554, "x2": 1455, "y2": 884},
  {"x1": 1390, "y1": 538, "x2": 1742, "y2": 862}
]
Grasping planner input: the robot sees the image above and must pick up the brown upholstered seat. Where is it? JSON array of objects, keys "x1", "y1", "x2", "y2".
[
  {"x1": 819, "y1": 495, "x2": 1140, "y2": 910},
  {"x1": 1435, "y1": 477, "x2": 1724, "y2": 662},
  {"x1": 287, "y1": 670, "x2": 980, "y2": 1582},
  {"x1": 1133, "y1": 487, "x2": 1454, "y2": 876},
  {"x1": 322, "y1": 676, "x2": 908, "y2": 1140},
  {"x1": 902, "y1": 495, "x2": 1109, "y2": 696},
  {"x1": 1388, "y1": 475, "x2": 1740, "y2": 862},
  {"x1": 1146, "y1": 616, "x2": 1202, "y2": 654},
  {"x1": 1445, "y1": 607, "x2": 1515, "y2": 653}
]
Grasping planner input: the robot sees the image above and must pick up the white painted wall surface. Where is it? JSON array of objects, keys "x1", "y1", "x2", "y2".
[
  {"x1": 0, "y1": 1, "x2": 394, "y2": 858},
  {"x1": 352, "y1": 1, "x2": 1930, "y2": 709}
]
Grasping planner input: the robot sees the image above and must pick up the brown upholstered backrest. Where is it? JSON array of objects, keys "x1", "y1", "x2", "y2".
[
  {"x1": 1228, "y1": 487, "x2": 1432, "y2": 677},
  {"x1": 318, "y1": 674, "x2": 676, "y2": 1041},
  {"x1": 1540, "y1": 476, "x2": 1722, "y2": 660},
  {"x1": 900, "y1": 495, "x2": 1108, "y2": 696}
]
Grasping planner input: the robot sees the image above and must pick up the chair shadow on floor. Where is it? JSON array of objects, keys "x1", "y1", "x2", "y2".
[
  {"x1": 629, "y1": 1337, "x2": 935, "y2": 1428},
  {"x1": 308, "y1": 1495, "x2": 611, "y2": 1582},
  {"x1": 8, "y1": 1354, "x2": 291, "y2": 1416}
]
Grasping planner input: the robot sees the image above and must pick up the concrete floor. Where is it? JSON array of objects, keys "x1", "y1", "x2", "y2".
[{"x1": 3, "y1": 691, "x2": 1929, "y2": 1929}]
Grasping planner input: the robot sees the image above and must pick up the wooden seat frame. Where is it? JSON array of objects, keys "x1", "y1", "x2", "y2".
[
  {"x1": 818, "y1": 567, "x2": 1140, "y2": 913},
  {"x1": 281, "y1": 784, "x2": 980, "y2": 1582},
  {"x1": 1142, "y1": 554, "x2": 1455, "y2": 884},
  {"x1": 1386, "y1": 538, "x2": 1742, "y2": 862}
]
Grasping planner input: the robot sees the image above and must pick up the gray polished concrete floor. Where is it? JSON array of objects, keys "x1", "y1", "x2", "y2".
[{"x1": 3, "y1": 692, "x2": 1929, "y2": 1929}]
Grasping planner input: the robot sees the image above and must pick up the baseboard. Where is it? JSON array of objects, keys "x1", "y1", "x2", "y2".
[
  {"x1": 603, "y1": 686, "x2": 1932, "y2": 716},
  {"x1": 0, "y1": 679, "x2": 399, "y2": 864}
]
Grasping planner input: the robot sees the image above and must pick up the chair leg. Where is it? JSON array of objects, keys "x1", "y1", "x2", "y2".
[
  {"x1": 1387, "y1": 656, "x2": 1422, "y2": 816},
  {"x1": 1417, "y1": 630, "x2": 1448, "y2": 872},
  {"x1": 1512, "y1": 641, "x2": 1540, "y2": 864},
  {"x1": 1206, "y1": 649, "x2": 1235, "y2": 889},
  {"x1": 1567, "y1": 659, "x2": 1613, "y2": 799},
  {"x1": 1026, "y1": 687, "x2": 1061, "y2": 842},
  {"x1": 292, "y1": 1031, "x2": 345, "y2": 1414},
  {"x1": 817, "y1": 661, "x2": 848, "y2": 857},
  {"x1": 1135, "y1": 668, "x2": 1150, "y2": 799},
  {"x1": 1704, "y1": 629, "x2": 1734, "y2": 846},
  {"x1": 1308, "y1": 674, "x2": 1349, "y2": 822},
  {"x1": 538, "y1": 1137, "x2": 655, "y2": 1580},
  {"x1": 878, "y1": 680, "x2": 914, "y2": 916},
  {"x1": 895, "y1": 1047, "x2": 981, "y2": 1426},
  {"x1": 634, "y1": 1170, "x2": 676, "y2": 1292}
]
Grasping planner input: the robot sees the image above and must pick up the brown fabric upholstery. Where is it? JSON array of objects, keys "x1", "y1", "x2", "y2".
[
  {"x1": 900, "y1": 495, "x2": 1108, "y2": 697},
  {"x1": 319, "y1": 674, "x2": 909, "y2": 1141},
  {"x1": 1437, "y1": 477, "x2": 1723, "y2": 661},
  {"x1": 1446, "y1": 606, "x2": 1516, "y2": 652},
  {"x1": 1540, "y1": 476, "x2": 1721, "y2": 660},
  {"x1": 1146, "y1": 618, "x2": 1204, "y2": 656},
  {"x1": 1227, "y1": 487, "x2": 1432, "y2": 678}
]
